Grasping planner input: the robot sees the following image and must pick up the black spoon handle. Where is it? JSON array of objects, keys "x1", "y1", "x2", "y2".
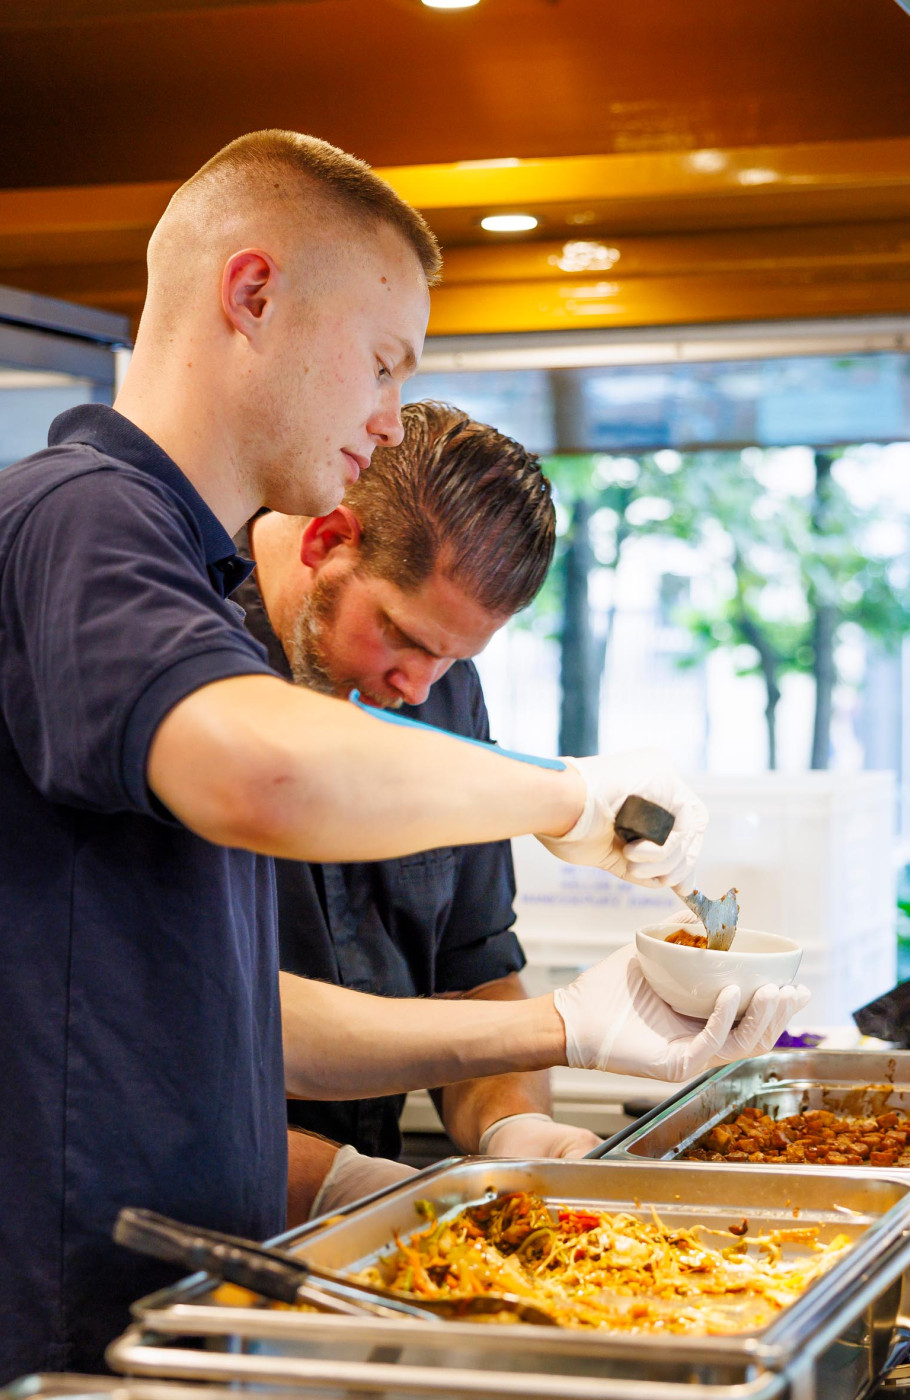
[
  {"x1": 115, "y1": 1206, "x2": 438, "y2": 1320},
  {"x1": 614, "y1": 795, "x2": 675, "y2": 846},
  {"x1": 115, "y1": 1207, "x2": 312, "y2": 1305}
]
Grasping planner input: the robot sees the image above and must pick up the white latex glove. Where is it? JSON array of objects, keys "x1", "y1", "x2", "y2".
[
  {"x1": 478, "y1": 1112, "x2": 602, "y2": 1159},
  {"x1": 537, "y1": 749, "x2": 707, "y2": 890},
  {"x1": 658, "y1": 906, "x2": 704, "y2": 930},
  {"x1": 308, "y1": 1144, "x2": 417, "y2": 1220},
  {"x1": 553, "y1": 944, "x2": 811, "y2": 1082}
]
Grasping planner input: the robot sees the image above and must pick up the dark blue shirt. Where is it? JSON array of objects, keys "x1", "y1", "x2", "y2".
[
  {"x1": 0, "y1": 406, "x2": 286, "y2": 1380},
  {"x1": 235, "y1": 541, "x2": 524, "y2": 1160}
]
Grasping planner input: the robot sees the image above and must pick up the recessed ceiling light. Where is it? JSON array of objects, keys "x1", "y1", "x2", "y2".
[
  {"x1": 550, "y1": 241, "x2": 621, "y2": 273},
  {"x1": 737, "y1": 167, "x2": 779, "y2": 185},
  {"x1": 422, "y1": 0, "x2": 480, "y2": 8},
  {"x1": 480, "y1": 213, "x2": 539, "y2": 233},
  {"x1": 687, "y1": 149, "x2": 727, "y2": 174}
]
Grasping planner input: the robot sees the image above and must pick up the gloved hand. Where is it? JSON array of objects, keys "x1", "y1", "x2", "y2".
[
  {"x1": 308, "y1": 1144, "x2": 417, "y2": 1220},
  {"x1": 553, "y1": 943, "x2": 811, "y2": 1082},
  {"x1": 658, "y1": 906, "x2": 704, "y2": 930},
  {"x1": 479, "y1": 1112, "x2": 602, "y2": 1159},
  {"x1": 537, "y1": 749, "x2": 707, "y2": 890}
]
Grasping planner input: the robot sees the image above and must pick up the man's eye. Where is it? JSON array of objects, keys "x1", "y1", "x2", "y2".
[{"x1": 376, "y1": 361, "x2": 392, "y2": 381}]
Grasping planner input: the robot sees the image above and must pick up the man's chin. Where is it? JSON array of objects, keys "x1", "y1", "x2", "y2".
[{"x1": 351, "y1": 689, "x2": 404, "y2": 711}]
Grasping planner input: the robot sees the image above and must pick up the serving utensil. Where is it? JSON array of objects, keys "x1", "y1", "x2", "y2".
[
  {"x1": 676, "y1": 885, "x2": 740, "y2": 951},
  {"x1": 114, "y1": 1207, "x2": 558, "y2": 1326},
  {"x1": 614, "y1": 794, "x2": 740, "y2": 950}
]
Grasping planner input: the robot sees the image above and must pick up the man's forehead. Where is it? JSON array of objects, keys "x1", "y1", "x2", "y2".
[
  {"x1": 365, "y1": 224, "x2": 429, "y2": 307},
  {"x1": 341, "y1": 220, "x2": 427, "y2": 284},
  {"x1": 379, "y1": 570, "x2": 506, "y2": 657},
  {"x1": 322, "y1": 246, "x2": 428, "y2": 361},
  {"x1": 291, "y1": 217, "x2": 427, "y2": 299},
  {"x1": 380, "y1": 279, "x2": 429, "y2": 367}
]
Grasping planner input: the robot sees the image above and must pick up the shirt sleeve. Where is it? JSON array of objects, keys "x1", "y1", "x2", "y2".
[
  {"x1": 431, "y1": 663, "x2": 527, "y2": 993},
  {"x1": 0, "y1": 468, "x2": 278, "y2": 817}
]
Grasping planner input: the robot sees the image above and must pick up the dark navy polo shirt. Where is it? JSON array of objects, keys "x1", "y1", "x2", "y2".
[
  {"x1": 235, "y1": 532, "x2": 524, "y2": 1160},
  {"x1": 0, "y1": 407, "x2": 286, "y2": 1381}
]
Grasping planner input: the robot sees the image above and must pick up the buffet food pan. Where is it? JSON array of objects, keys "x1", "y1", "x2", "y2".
[
  {"x1": 597, "y1": 1051, "x2": 910, "y2": 1168},
  {"x1": 4, "y1": 1367, "x2": 790, "y2": 1400},
  {"x1": 1, "y1": 1380, "x2": 244, "y2": 1400},
  {"x1": 106, "y1": 1158, "x2": 910, "y2": 1400}
]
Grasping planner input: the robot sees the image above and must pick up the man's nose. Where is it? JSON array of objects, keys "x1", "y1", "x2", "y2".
[
  {"x1": 368, "y1": 385, "x2": 404, "y2": 448},
  {"x1": 389, "y1": 655, "x2": 449, "y2": 707}
]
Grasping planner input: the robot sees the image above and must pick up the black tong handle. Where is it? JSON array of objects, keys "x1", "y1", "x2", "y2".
[
  {"x1": 614, "y1": 795, "x2": 675, "y2": 847},
  {"x1": 115, "y1": 1206, "x2": 308, "y2": 1305}
]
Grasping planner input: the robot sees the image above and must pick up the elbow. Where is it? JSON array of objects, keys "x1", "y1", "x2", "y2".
[
  {"x1": 191, "y1": 739, "x2": 315, "y2": 855},
  {"x1": 147, "y1": 678, "x2": 341, "y2": 857},
  {"x1": 152, "y1": 723, "x2": 316, "y2": 856}
]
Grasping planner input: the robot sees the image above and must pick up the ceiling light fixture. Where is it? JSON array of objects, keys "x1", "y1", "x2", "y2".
[
  {"x1": 550, "y1": 241, "x2": 621, "y2": 273},
  {"x1": 686, "y1": 149, "x2": 727, "y2": 174},
  {"x1": 480, "y1": 213, "x2": 539, "y2": 233},
  {"x1": 737, "y1": 167, "x2": 779, "y2": 186},
  {"x1": 421, "y1": 0, "x2": 481, "y2": 9}
]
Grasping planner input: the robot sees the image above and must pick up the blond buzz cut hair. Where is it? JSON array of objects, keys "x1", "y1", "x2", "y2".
[{"x1": 174, "y1": 129, "x2": 442, "y2": 283}]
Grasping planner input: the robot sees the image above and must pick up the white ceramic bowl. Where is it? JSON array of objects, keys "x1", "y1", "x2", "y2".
[{"x1": 634, "y1": 923, "x2": 802, "y2": 1020}]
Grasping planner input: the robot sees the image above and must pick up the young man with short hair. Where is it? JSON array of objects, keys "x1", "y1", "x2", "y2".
[{"x1": 0, "y1": 131, "x2": 805, "y2": 1378}]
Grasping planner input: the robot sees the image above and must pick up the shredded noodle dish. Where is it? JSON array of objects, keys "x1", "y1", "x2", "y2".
[{"x1": 355, "y1": 1191, "x2": 851, "y2": 1334}]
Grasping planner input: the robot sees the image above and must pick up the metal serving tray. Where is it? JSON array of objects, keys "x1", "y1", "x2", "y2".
[
  {"x1": 5, "y1": 1367, "x2": 789, "y2": 1400},
  {"x1": 1, "y1": 1380, "x2": 244, "y2": 1400},
  {"x1": 106, "y1": 1158, "x2": 910, "y2": 1400},
  {"x1": 598, "y1": 1051, "x2": 910, "y2": 1167}
]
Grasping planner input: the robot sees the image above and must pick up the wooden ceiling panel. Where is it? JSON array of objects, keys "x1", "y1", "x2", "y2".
[
  {"x1": 2, "y1": 139, "x2": 910, "y2": 333},
  {"x1": 2, "y1": 0, "x2": 910, "y2": 335},
  {"x1": 0, "y1": 0, "x2": 909, "y2": 190},
  {"x1": 0, "y1": 0, "x2": 326, "y2": 23},
  {"x1": 427, "y1": 265, "x2": 910, "y2": 337}
]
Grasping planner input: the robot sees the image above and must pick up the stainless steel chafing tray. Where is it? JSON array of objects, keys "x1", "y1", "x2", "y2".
[
  {"x1": 596, "y1": 1051, "x2": 910, "y2": 1167},
  {"x1": 106, "y1": 1157, "x2": 910, "y2": 1400},
  {"x1": 4, "y1": 1367, "x2": 790, "y2": 1400},
  {"x1": 1, "y1": 1379, "x2": 242, "y2": 1400}
]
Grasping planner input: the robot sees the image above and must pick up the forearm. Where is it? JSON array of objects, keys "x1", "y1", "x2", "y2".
[
  {"x1": 439, "y1": 1071, "x2": 552, "y2": 1153},
  {"x1": 281, "y1": 971, "x2": 567, "y2": 1099},
  {"x1": 148, "y1": 676, "x2": 584, "y2": 862},
  {"x1": 436, "y1": 975, "x2": 553, "y2": 1152},
  {"x1": 286, "y1": 1129, "x2": 339, "y2": 1228}
]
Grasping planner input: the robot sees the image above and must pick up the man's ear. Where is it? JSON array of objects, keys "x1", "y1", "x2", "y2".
[
  {"x1": 300, "y1": 507, "x2": 363, "y2": 571},
  {"x1": 221, "y1": 248, "x2": 281, "y2": 337}
]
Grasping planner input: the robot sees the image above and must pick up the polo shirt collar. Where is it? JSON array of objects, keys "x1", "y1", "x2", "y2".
[{"x1": 48, "y1": 404, "x2": 254, "y2": 598}]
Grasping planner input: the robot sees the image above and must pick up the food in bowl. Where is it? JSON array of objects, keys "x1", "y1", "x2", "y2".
[
  {"x1": 666, "y1": 929, "x2": 709, "y2": 948},
  {"x1": 352, "y1": 1191, "x2": 850, "y2": 1334},
  {"x1": 635, "y1": 924, "x2": 802, "y2": 1020},
  {"x1": 684, "y1": 1103, "x2": 910, "y2": 1168}
]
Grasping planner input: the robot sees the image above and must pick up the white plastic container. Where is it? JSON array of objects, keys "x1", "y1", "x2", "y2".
[{"x1": 512, "y1": 771, "x2": 897, "y2": 1026}]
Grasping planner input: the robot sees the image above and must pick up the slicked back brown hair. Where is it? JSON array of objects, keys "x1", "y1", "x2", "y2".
[
  {"x1": 345, "y1": 401, "x2": 556, "y2": 616},
  {"x1": 178, "y1": 129, "x2": 442, "y2": 282}
]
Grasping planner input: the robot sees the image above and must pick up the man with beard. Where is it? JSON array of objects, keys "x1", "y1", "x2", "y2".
[{"x1": 236, "y1": 401, "x2": 603, "y2": 1217}]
